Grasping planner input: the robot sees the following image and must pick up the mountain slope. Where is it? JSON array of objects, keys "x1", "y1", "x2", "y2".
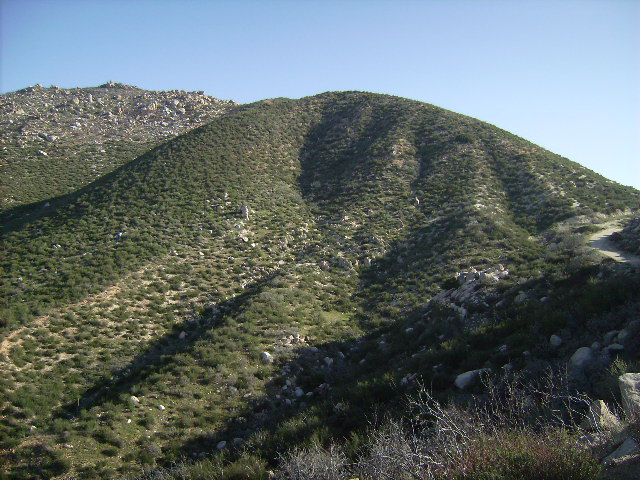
[
  {"x1": 1, "y1": 91, "x2": 639, "y2": 478},
  {"x1": 0, "y1": 82, "x2": 236, "y2": 211}
]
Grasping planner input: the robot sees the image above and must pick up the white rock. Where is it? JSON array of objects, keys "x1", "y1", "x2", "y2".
[
  {"x1": 570, "y1": 347, "x2": 593, "y2": 369},
  {"x1": 158, "y1": 405, "x2": 165, "y2": 411},
  {"x1": 130, "y1": 396, "x2": 140, "y2": 405},
  {"x1": 619, "y1": 373, "x2": 640, "y2": 422},
  {"x1": 549, "y1": 335, "x2": 563, "y2": 348},
  {"x1": 260, "y1": 352, "x2": 274, "y2": 364}
]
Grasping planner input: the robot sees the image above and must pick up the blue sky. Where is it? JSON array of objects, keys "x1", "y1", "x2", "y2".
[{"x1": 2, "y1": 0, "x2": 638, "y2": 188}]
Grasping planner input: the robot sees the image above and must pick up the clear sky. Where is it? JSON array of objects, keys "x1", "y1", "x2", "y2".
[{"x1": 2, "y1": 0, "x2": 638, "y2": 188}]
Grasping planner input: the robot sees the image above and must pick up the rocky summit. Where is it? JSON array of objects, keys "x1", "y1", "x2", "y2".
[
  {"x1": 1, "y1": 88, "x2": 639, "y2": 479},
  {"x1": 1, "y1": 82, "x2": 235, "y2": 209}
]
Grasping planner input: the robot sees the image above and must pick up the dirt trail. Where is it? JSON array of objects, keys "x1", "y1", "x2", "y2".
[{"x1": 588, "y1": 221, "x2": 640, "y2": 267}]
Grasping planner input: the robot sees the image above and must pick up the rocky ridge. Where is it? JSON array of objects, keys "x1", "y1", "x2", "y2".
[{"x1": 1, "y1": 82, "x2": 236, "y2": 209}]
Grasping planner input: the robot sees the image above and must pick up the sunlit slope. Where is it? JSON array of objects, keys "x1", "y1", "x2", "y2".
[{"x1": 2, "y1": 92, "x2": 638, "y2": 331}]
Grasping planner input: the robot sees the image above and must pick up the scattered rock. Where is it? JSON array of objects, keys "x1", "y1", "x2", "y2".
[
  {"x1": 260, "y1": 352, "x2": 274, "y2": 364},
  {"x1": 130, "y1": 396, "x2": 140, "y2": 405},
  {"x1": 158, "y1": 405, "x2": 166, "y2": 411}
]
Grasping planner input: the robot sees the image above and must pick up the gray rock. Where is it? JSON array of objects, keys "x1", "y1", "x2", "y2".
[
  {"x1": 550, "y1": 334, "x2": 563, "y2": 348},
  {"x1": 216, "y1": 441, "x2": 227, "y2": 451},
  {"x1": 294, "y1": 387, "x2": 304, "y2": 398},
  {"x1": 323, "y1": 357, "x2": 334, "y2": 367},
  {"x1": 604, "y1": 330, "x2": 620, "y2": 345},
  {"x1": 607, "y1": 343, "x2": 624, "y2": 354},
  {"x1": 514, "y1": 292, "x2": 528, "y2": 304},
  {"x1": 570, "y1": 347, "x2": 594, "y2": 369},
  {"x1": 454, "y1": 369, "x2": 489, "y2": 390},
  {"x1": 130, "y1": 396, "x2": 140, "y2": 405},
  {"x1": 603, "y1": 437, "x2": 639, "y2": 465},
  {"x1": 179, "y1": 331, "x2": 187, "y2": 340},
  {"x1": 241, "y1": 205, "x2": 249, "y2": 220},
  {"x1": 260, "y1": 352, "x2": 274, "y2": 364},
  {"x1": 158, "y1": 405, "x2": 166, "y2": 411},
  {"x1": 591, "y1": 341, "x2": 602, "y2": 351},
  {"x1": 619, "y1": 373, "x2": 640, "y2": 422}
]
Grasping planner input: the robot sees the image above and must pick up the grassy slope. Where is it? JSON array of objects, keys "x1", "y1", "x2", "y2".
[{"x1": 1, "y1": 92, "x2": 639, "y2": 478}]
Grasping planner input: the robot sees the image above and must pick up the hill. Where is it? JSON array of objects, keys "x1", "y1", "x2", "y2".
[
  {"x1": 0, "y1": 82, "x2": 236, "y2": 211},
  {"x1": 1, "y1": 91, "x2": 639, "y2": 479}
]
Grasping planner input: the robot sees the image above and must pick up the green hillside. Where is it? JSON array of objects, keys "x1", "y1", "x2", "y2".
[{"x1": 1, "y1": 91, "x2": 639, "y2": 479}]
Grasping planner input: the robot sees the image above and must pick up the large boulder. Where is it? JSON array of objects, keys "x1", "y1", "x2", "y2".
[
  {"x1": 619, "y1": 373, "x2": 640, "y2": 422},
  {"x1": 570, "y1": 347, "x2": 594, "y2": 369}
]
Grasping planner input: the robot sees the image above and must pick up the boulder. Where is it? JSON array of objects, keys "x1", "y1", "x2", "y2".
[
  {"x1": 579, "y1": 400, "x2": 621, "y2": 431},
  {"x1": 514, "y1": 292, "x2": 528, "y2": 304},
  {"x1": 455, "y1": 369, "x2": 488, "y2": 390},
  {"x1": 130, "y1": 396, "x2": 140, "y2": 405},
  {"x1": 549, "y1": 334, "x2": 563, "y2": 348},
  {"x1": 603, "y1": 437, "x2": 639, "y2": 466},
  {"x1": 604, "y1": 330, "x2": 620, "y2": 345},
  {"x1": 158, "y1": 405, "x2": 166, "y2": 411},
  {"x1": 216, "y1": 441, "x2": 227, "y2": 451},
  {"x1": 619, "y1": 373, "x2": 640, "y2": 422},
  {"x1": 570, "y1": 347, "x2": 594, "y2": 369},
  {"x1": 260, "y1": 352, "x2": 274, "y2": 364}
]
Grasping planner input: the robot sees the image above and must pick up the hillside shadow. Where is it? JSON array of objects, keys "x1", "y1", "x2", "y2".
[{"x1": 56, "y1": 271, "x2": 280, "y2": 418}]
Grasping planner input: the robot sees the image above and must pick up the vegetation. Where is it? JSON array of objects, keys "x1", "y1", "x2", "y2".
[{"x1": 1, "y1": 90, "x2": 639, "y2": 478}]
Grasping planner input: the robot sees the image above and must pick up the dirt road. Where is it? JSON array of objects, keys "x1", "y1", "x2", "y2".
[{"x1": 588, "y1": 221, "x2": 640, "y2": 267}]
